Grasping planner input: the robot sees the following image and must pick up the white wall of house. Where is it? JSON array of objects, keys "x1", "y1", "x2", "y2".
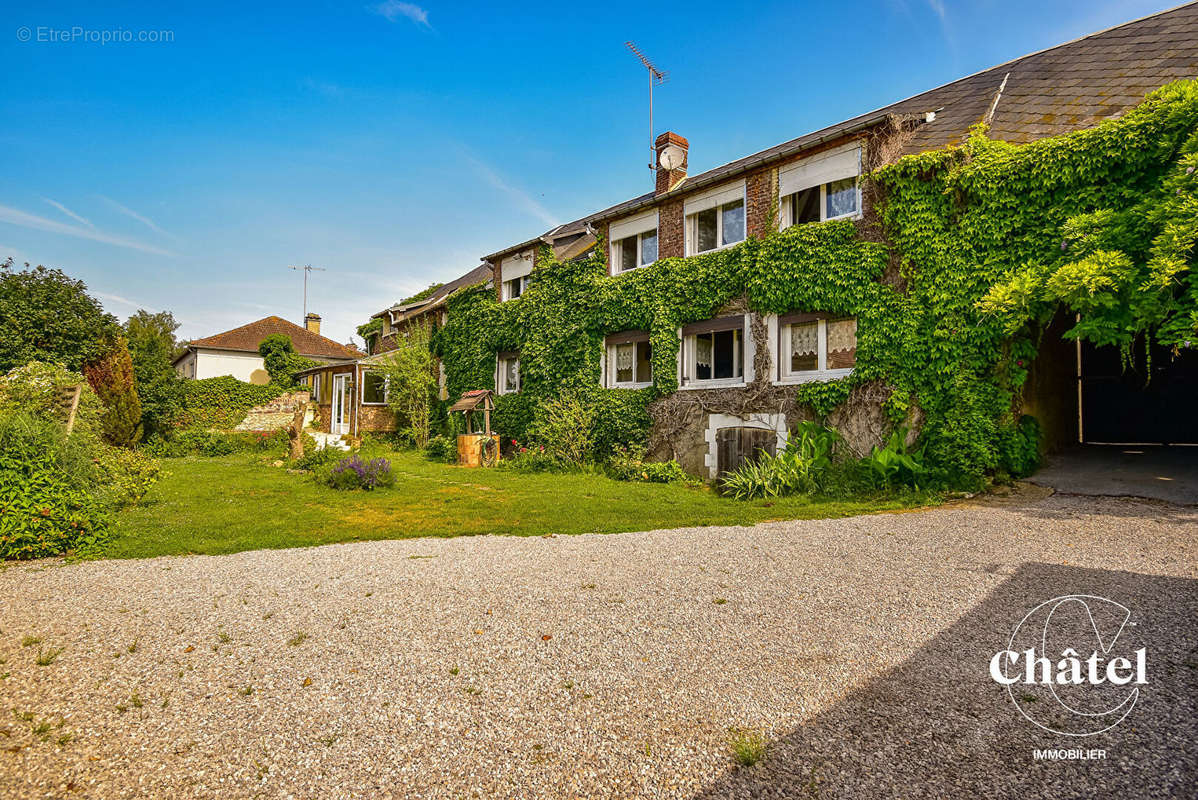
[{"x1": 176, "y1": 349, "x2": 271, "y2": 384}]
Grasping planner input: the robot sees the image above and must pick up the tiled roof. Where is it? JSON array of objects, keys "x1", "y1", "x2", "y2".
[
  {"x1": 374, "y1": 263, "x2": 494, "y2": 323},
  {"x1": 504, "y1": 3, "x2": 1198, "y2": 231},
  {"x1": 182, "y1": 316, "x2": 364, "y2": 361}
]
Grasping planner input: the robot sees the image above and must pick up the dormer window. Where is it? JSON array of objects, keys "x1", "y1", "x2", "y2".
[
  {"x1": 684, "y1": 181, "x2": 746, "y2": 256},
  {"x1": 501, "y1": 252, "x2": 534, "y2": 301},
  {"x1": 609, "y1": 209, "x2": 659, "y2": 272},
  {"x1": 779, "y1": 144, "x2": 862, "y2": 227}
]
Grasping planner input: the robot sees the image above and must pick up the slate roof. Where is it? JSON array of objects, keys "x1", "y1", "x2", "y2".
[
  {"x1": 497, "y1": 3, "x2": 1198, "y2": 233},
  {"x1": 178, "y1": 316, "x2": 364, "y2": 362},
  {"x1": 373, "y1": 263, "x2": 494, "y2": 323}
]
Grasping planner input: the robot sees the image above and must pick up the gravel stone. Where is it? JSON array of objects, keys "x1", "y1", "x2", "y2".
[{"x1": 0, "y1": 486, "x2": 1194, "y2": 798}]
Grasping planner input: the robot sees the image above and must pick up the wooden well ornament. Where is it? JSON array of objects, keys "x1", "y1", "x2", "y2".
[{"x1": 450, "y1": 390, "x2": 500, "y2": 467}]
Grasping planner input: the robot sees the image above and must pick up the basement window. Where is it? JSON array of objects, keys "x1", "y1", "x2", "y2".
[
  {"x1": 776, "y1": 314, "x2": 857, "y2": 383},
  {"x1": 680, "y1": 317, "x2": 746, "y2": 388},
  {"x1": 496, "y1": 352, "x2": 521, "y2": 394},
  {"x1": 604, "y1": 332, "x2": 652, "y2": 388}
]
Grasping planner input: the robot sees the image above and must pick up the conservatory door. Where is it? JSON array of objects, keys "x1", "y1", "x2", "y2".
[{"x1": 331, "y1": 374, "x2": 350, "y2": 435}]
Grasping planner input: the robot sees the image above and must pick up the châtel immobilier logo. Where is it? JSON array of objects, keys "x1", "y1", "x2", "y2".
[{"x1": 990, "y1": 595, "x2": 1147, "y2": 739}]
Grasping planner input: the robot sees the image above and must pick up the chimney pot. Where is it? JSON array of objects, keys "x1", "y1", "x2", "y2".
[
  {"x1": 654, "y1": 131, "x2": 688, "y2": 195},
  {"x1": 304, "y1": 313, "x2": 321, "y2": 335}
]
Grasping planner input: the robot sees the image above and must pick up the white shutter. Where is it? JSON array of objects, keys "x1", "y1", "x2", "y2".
[
  {"x1": 609, "y1": 209, "x2": 659, "y2": 242},
  {"x1": 778, "y1": 144, "x2": 861, "y2": 198},
  {"x1": 501, "y1": 251, "x2": 534, "y2": 282},
  {"x1": 683, "y1": 180, "x2": 746, "y2": 216}
]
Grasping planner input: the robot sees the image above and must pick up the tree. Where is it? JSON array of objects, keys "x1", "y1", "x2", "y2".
[
  {"x1": 258, "y1": 334, "x2": 318, "y2": 387},
  {"x1": 376, "y1": 322, "x2": 438, "y2": 449},
  {"x1": 82, "y1": 337, "x2": 143, "y2": 446},
  {"x1": 0, "y1": 258, "x2": 120, "y2": 372},
  {"x1": 124, "y1": 310, "x2": 183, "y2": 438}
]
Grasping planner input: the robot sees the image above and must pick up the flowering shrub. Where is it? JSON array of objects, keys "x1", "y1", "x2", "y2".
[
  {"x1": 499, "y1": 442, "x2": 560, "y2": 472},
  {"x1": 606, "y1": 445, "x2": 688, "y2": 484},
  {"x1": 325, "y1": 455, "x2": 395, "y2": 491}
]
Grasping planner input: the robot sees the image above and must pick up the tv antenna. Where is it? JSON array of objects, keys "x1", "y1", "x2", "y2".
[
  {"x1": 288, "y1": 264, "x2": 327, "y2": 320},
  {"x1": 626, "y1": 41, "x2": 668, "y2": 174}
]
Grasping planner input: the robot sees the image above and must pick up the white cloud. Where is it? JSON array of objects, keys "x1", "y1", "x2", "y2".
[
  {"x1": 96, "y1": 195, "x2": 173, "y2": 238},
  {"x1": 372, "y1": 0, "x2": 431, "y2": 27},
  {"x1": 42, "y1": 197, "x2": 95, "y2": 228},
  {"x1": 464, "y1": 155, "x2": 558, "y2": 229},
  {"x1": 0, "y1": 204, "x2": 177, "y2": 257}
]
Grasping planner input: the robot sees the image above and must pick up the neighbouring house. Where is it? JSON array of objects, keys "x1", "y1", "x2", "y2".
[
  {"x1": 301, "y1": 264, "x2": 495, "y2": 436},
  {"x1": 173, "y1": 314, "x2": 363, "y2": 385},
  {"x1": 439, "y1": 5, "x2": 1198, "y2": 478}
]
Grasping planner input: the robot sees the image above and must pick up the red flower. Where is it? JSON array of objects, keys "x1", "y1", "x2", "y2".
[{"x1": 511, "y1": 438, "x2": 518, "y2": 446}]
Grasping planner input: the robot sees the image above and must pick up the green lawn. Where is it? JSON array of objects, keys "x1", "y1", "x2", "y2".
[{"x1": 106, "y1": 450, "x2": 935, "y2": 559}]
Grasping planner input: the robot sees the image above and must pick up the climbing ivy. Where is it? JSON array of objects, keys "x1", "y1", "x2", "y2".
[{"x1": 434, "y1": 80, "x2": 1198, "y2": 481}]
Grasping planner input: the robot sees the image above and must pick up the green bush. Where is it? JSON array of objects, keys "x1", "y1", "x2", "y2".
[
  {"x1": 499, "y1": 444, "x2": 562, "y2": 472},
  {"x1": 0, "y1": 361, "x2": 104, "y2": 440},
  {"x1": 720, "y1": 423, "x2": 849, "y2": 499},
  {"x1": 293, "y1": 445, "x2": 340, "y2": 471},
  {"x1": 82, "y1": 337, "x2": 143, "y2": 446},
  {"x1": 526, "y1": 389, "x2": 595, "y2": 469},
  {"x1": 424, "y1": 434, "x2": 458, "y2": 464},
  {"x1": 94, "y1": 446, "x2": 162, "y2": 509},
  {"x1": 862, "y1": 427, "x2": 928, "y2": 489},
  {"x1": 258, "y1": 334, "x2": 319, "y2": 388},
  {"x1": 0, "y1": 413, "x2": 111, "y2": 559},
  {"x1": 143, "y1": 428, "x2": 287, "y2": 458},
  {"x1": 606, "y1": 445, "x2": 687, "y2": 483}
]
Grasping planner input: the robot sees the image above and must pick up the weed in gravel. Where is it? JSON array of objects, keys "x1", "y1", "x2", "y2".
[
  {"x1": 35, "y1": 647, "x2": 63, "y2": 666},
  {"x1": 287, "y1": 632, "x2": 308, "y2": 647},
  {"x1": 127, "y1": 640, "x2": 138, "y2": 654},
  {"x1": 241, "y1": 685, "x2": 254, "y2": 696},
  {"x1": 729, "y1": 729, "x2": 768, "y2": 767},
  {"x1": 713, "y1": 598, "x2": 728, "y2": 605},
  {"x1": 320, "y1": 734, "x2": 337, "y2": 746},
  {"x1": 561, "y1": 680, "x2": 574, "y2": 689},
  {"x1": 263, "y1": 612, "x2": 274, "y2": 620},
  {"x1": 216, "y1": 631, "x2": 231, "y2": 644},
  {"x1": 31, "y1": 721, "x2": 51, "y2": 741},
  {"x1": 464, "y1": 686, "x2": 481, "y2": 695},
  {"x1": 21, "y1": 636, "x2": 41, "y2": 647},
  {"x1": 115, "y1": 704, "x2": 128, "y2": 714},
  {"x1": 56, "y1": 733, "x2": 72, "y2": 746},
  {"x1": 449, "y1": 667, "x2": 460, "y2": 676},
  {"x1": 130, "y1": 692, "x2": 143, "y2": 708}
]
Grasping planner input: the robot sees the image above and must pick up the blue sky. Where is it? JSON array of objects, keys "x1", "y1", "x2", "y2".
[{"x1": 0, "y1": 0, "x2": 1180, "y2": 345}]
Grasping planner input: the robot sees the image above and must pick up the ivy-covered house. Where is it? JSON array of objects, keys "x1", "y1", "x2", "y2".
[{"x1": 427, "y1": 5, "x2": 1197, "y2": 482}]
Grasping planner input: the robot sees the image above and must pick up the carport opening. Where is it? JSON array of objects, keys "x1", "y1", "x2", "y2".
[{"x1": 1025, "y1": 311, "x2": 1198, "y2": 449}]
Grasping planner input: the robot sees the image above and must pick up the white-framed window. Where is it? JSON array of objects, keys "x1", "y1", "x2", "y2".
[
  {"x1": 310, "y1": 372, "x2": 322, "y2": 402},
  {"x1": 609, "y1": 209, "x2": 659, "y2": 272},
  {"x1": 362, "y1": 370, "x2": 389, "y2": 404},
  {"x1": 684, "y1": 181, "x2": 746, "y2": 256},
  {"x1": 779, "y1": 144, "x2": 862, "y2": 228},
  {"x1": 680, "y1": 316, "x2": 748, "y2": 388},
  {"x1": 501, "y1": 252, "x2": 534, "y2": 301},
  {"x1": 603, "y1": 333, "x2": 652, "y2": 388},
  {"x1": 775, "y1": 314, "x2": 857, "y2": 383},
  {"x1": 496, "y1": 352, "x2": 521, "y2": 394}
]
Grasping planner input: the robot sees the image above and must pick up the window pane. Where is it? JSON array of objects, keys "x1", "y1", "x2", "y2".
[
  {"x1": 826, "y1": 178, "x2": 858, "y2": 219},
  {"x1": 363, "y1": 372, "x2": 386, "y2": 403},
  {"x1": 695, "y1": 208, "x2": 718, "y2": 253},
  {"x1": 639, "y1": 230, "x2": 657, "y2": 265},
  {"x1": 712, "y1": 329, "x2": 742, "y2": 379},
  {"x1": 615, "y1": 343, "x2": 634, "y2": 383},
  {"x1": 721, "y1": 200, "x2": 745, "y2": 246},
  {"x1": 635, "y1": 341, "x2": 653, "y2": 384},
  {"x1": 695, "y1": 333, "x2": 713, "y2": 380},
  {"x1": 789, "y1": 322, "x2": 818, "y2": 372},
  {"x1": 507, "y1": 278, "x2": 522, "y2": 299},
  {"x1": 827, "y1": 318, "x2": 857, "y2": 369},
  {"x1": 619, "y1": 237, "x2": 637, "y2": 272},
  {"x1": 791, "y1": 188, "x2": 820, "y2": 224},
  {"x1": 505, "y1": 358, "x2": 519, "y2": 391}
]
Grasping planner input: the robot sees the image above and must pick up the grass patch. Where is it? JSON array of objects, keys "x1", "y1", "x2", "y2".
[
  {"x1": 102, "y1": 451, "x2": 934, "y2": 559},
  {"x1": 35, "y1": 647, "x2": 63, "y2": 666},
  {"x1": 729, "y1": 728, "x2": 768, "y2": 767}
]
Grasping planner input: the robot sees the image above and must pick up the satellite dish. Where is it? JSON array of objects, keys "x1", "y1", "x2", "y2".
[{"x1": 659, "y1": 144, "x2": 685, "y2": 170}]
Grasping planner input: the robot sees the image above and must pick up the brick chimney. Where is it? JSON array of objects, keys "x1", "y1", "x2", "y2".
[
  {"x1": 655, "y1": 131, "x2": 688, "y2": 195},
  {"x1": 304, "y1": 313, "x2": 321, "y2": 335}
]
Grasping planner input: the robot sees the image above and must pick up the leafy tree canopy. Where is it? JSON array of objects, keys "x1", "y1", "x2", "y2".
[{"x1": 0, "y1": 258, "x2": 120, "y2": 371}]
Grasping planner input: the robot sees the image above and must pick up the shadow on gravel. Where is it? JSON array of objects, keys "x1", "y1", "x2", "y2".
[{"x1": 692, "y1": 563, "x2": 1198, "y2": 799}]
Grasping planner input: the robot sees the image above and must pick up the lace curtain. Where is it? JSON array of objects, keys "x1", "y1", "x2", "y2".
[
  {"x1": 827, "y1": 319, "x2": 857, "y2": 368},
  {"x1": 696, "y1": 336, "x2": 713, "y2": 369},
  {"x1": 790, "y1": 322, "x2": 817, "y2": 358}
]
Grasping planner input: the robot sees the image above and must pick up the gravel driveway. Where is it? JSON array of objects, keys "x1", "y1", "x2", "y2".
[{"x1": 1, "y1": 487, "x2": 1195, "y2": 799}]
